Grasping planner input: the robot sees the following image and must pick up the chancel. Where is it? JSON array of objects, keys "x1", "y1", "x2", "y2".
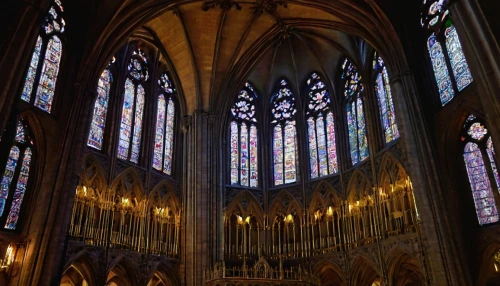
[{"x1": 1, "y1": 0, "x2": 500, "y2": 285}]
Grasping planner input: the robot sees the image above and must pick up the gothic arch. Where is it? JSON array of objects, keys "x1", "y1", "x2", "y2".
[
  {"x1": 61, "y1": 250, "x2": 98, "y2": 286},
  {"x1": 347, "y1": 170, "x2": 373, "y2": 203},
  {"x1": 378, "y1": 153, "x2": 408, "y2": 192},
  {"x1": 106, "y1": 256, "x2": 139, "y2": 286},
  {"x1": 81, "y1": 154, "x2": 107, "y2": 192},
  {"x1": 110, "y1": 167, "x2": 145, "y2": 201},
  {"x1": 350, "y1": 255, "x2": 382, "y2": 286},
  {"x1": 386, "y1": 246, "x2": 425, "y2": 286},
  {"x1": 147, "y1": 261, "x2": 180, "y2": 286},
  {"x1": 312, "y1": 259, "x2": 347, "y2": 286},
  {"x1": 226, "y1": 191, "x2": 264, "y2": 227},
  {"x1": 477, "y1": 242, "x2": 500, "y2": 286},
  {"x1": 269, "y1": 190, "x2": 303, "y2": 224}
]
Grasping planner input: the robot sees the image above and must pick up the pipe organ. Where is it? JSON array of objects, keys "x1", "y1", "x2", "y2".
[
  {"x1": 69, "y1": 185, "x2": 180, "y2": 258},
  {"x1": 223, "y1": 177, "x2": 418, "y2": 259}
]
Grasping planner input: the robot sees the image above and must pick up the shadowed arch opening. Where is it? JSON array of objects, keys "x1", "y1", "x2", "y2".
[
  {"x1": 386, "y1": 248, "x2": 425, "y2": 286},
  {"x1": 350, "y1": 256, "x2": 381, "y2": 286}
]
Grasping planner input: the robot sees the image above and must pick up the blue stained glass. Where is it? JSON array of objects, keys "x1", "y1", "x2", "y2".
[
  {"x1": 343, "y1": 60, "x2": 369, "y2": 165},
  {"x1": 118, "y1": 79, "x2": 135, "y2": 160},
  {"x1": 374, "y1": 54, "x2": 399, "y2": 143},
  {"x1": 130, "y1": 84, "x2": 145, "y2": 163},
  {"x1": 229, "y1": 82, "x2": 258, "y2": 186},
  {"x1": 88, "y1": 69, "x2": 113, "y2": 150},
  {"x1": 5, "y1": 148, "x2": 32, "y2": 230},
  {"x1": 273, "y1": 125, "x2": 283, "y2": 186},
  {"x1": 428, "y1": 35, "x2": 454, "y2": 105},
  {"x1": 486, "y1": 137, "x2": 500, "y2": 190},
  {"x1": 464, "y1": 142, "x2": 499, "y2": 225},
  {"x1": 35, "y1": 36, "x2": 62, "y2": 113},
  {"x1": 21, "y1": 36, "x2": 43, "y2": 103},
  {"x1": 0, "y1": 147, "x2": 20, "y2": 217},
  {"x1": 445, "y1": 25, "x2": 473, "y2": 92},
  {"x1": 153, "y1": 95, "x2": 166, "y2": 170},
  {"x1": 164, "y1": 98, "x2": 175, "y2": 175},
  {"x1": 308, "y1": 118, "x2": 318, "y2": 179}
]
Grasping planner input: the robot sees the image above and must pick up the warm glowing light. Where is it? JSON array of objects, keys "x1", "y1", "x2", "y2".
[
  {"x1": 327, "y1": 206, "x2": 333, "y2": 217},
  {"x1": 244, "y1": 216, "x2": 251, "y2": 224},
  {"x1": 1, "y1": 245, "x2": 14, "y2": 268},
  {"x1": 121, "y1": 197, "x2": 130, "y2": 207},
  {"x1": 348, "y1": 203, "x2": 352, "y2": 213},
  {"x1": 284, "y1": 214, "x2": 294, "y2": 223},
  {"x1": 356, "y1": 200, "x2": 360, "y2": 206}
]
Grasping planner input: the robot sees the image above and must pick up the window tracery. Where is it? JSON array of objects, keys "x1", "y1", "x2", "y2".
[
  {"x1": 306, "y1": 73, "x2": 337, "y2": 179},
  {"x1": 229, "y1": 82, "x2": 258, "y2": 187},
  {"x1": 373, "y1": 52, "x2": 399, "y2": 144},
  {"x1": 421, "y1": 0, "x2": 472, "y2": 105},
  {"x1": 118, "y1": 49, "x2": 148, "y2": 163},
  {"x1": 20, "y1": 0, "x2": 65, "y2": 113},
  {"x1": 342, "y1": 59, "x2": 369, "y2": 165},
  {"x1": 87, "y1": 59, "x2": 115, "y2": 150},
  {"x1": 153, "y1": 73, "x2": 176, "y2": 175},
  {"x1": 0, "y1": 120, "x2": 34, "y2": 230},
  {"x1": 271, "y1": 80, "x2": 297, "y2": 186},
  {"x1": 461, "y1": 115, "x2": 500, "y2": 225}
]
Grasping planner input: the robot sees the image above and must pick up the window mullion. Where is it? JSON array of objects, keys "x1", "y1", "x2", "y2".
[
  {"x1": 30, "y1": 39, "x2": 48, "y2": 105},
  {"x1": 128, "y1": 83, "x2": 138, "y2": 161},
  {"x1": 439, "y1": 31, "x2": 460, "y2": 95}
]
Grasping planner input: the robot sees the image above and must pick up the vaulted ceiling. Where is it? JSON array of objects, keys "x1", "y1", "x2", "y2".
[
  {"x1": 142, "y1": 1, "x2": 379, "y2": 113},
  {"x1": 94, "y1": 0, "x2": 403, "y2": 115}
]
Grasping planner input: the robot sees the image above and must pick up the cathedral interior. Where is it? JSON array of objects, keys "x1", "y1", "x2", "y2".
[{"x1": 1, "y1": 0, "x2": 500, "y2": 285}]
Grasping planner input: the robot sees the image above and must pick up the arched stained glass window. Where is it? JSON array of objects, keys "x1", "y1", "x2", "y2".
[
  {"x1": 421, "y1": 0, "x2": 472, "y2": 106},
  {"x1": 306, "y1": 73, "x2": 337, "y2": 179},
  {"x1": 373, "y1": 52, "x2": 399, "y2": 143},
  {"x1": 0, "y1": 120, "x2": 35, "y2": 230},
  {"x1": 20, "y1": 1, "x2": 65, "y2": 113},
  {"x1": 229, "y1": 82, "x2": 258, "y2": 187},
  {"x1": 271, "y1": 80, "x2": 297, "y2": 186},
  {"x1": 462, "y1": 115, "x2": 500, "y2": 225},
  {"x1": 153, "y1": 73, "x2": 176, "y2": 175},
  {"x1": 88, "y1": 60, "x2": 114, "y2": 150},
  {"x1": 342, "y1": 59, "x2": 369, "y2": 165},
  {"x1": 117, "y1": 49, "x2": 149, "y2": 163}
]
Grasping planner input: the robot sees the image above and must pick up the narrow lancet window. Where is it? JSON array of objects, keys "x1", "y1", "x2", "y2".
[{"x1": 229, "y1": 82, "x2": 258, "y2": 187}]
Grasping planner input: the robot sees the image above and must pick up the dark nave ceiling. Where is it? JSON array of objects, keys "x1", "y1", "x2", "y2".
[{"x1": 145, "y1": 0, "x2": 367, "y2": 113}]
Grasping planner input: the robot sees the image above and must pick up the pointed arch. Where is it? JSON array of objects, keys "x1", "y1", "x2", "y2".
[
  {"x1": 226, "y1": 191, "x2": 264, "y2": 227},
  {"x1": 385, "y1": 246, "x2": 425, "y2": 286},
  {"x1": 347, "y1": 170, "x2": 373, "y2": 203},
  {"x1": 61, "y1": 250, "x2": 98, "y2": 286},
  {"x1": 269, "y1": 190, "x2": 302, "y2": 222},
  {"x1": 110, "y1": 167, "x2": 144, "y2": 200},
  {"x1": 147, "y1": 261, "x2": 180, "y2": 286},
  {"x1": 313, "y1": 259, "x2": 347, "y2": 286},
  {"x1": 350, "y1": 255, "x2": 382, "y2": 286},
  {"x1": 107, "y1": 256, "x2": 139, "y2": 286},
  {"x1": 270, "y1": 79, "x2": 298, "y2": 186}
]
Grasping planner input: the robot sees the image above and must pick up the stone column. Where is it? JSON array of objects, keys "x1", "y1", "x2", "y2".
[
  {"x1": 181, "y1": 111, "x2": 213, "y2": 285},
  {"x1": 389, "y1": 70, "x2": 466, "y2": 285},
  {"x1": 449, "y1": 0, "x2": 500, "y2": 153}
]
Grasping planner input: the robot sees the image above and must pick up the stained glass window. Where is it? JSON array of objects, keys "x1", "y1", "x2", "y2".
[
  {"x1": 464, "y1": 143, "x2": 499, "y2": 225},
  {"x1": 117, "y1": 50, "x2": 149, "y2": 163},
  {"x1": 271, "y1": 80, "x2": 297, "y2": 186},
  {"x1": 88, "y1": 68, "x2": 113, "y2": 150},
  {"x1": 373, "y1": 52, "x2": 399, "y2": 143},
  {"x1": 462, "y1": 115, "x2": 500, "y2": 225},
  {"x1": 153, "y1": 73, "x2": 176, "y2": 175},
  {"x1": 342, "y1": 59, "x2": 369, "y2": 165},
  {"x1": 20, "y1": 1, "x2": 65, "y2": 113},
  {"x1": 444, "y1": 25, "x2": 473, "y2": 91},
  {"x1": 0, "y1": 120, "x2": 35, "y2": 230},
  {"x1": 306, "y1": 73, "x2": 337, "y2": 179},
  {"x1": 421, "y1": 0, "x2": 472, "y2": 106},
  {"x1": 229, "y1": 82, "x2": 258, "y2": 187}
]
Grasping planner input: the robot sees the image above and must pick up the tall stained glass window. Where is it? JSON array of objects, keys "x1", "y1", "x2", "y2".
[
  {"x1": 87, "y1": 59, "x2": 115, "y2": 150},
  {"x1": 271, "y1": 80, "x2": 297, "y2": 186},
  {"x1": 20, "y1": 1, "x2": 65, "y2": 113},
  {"x1": 342, "y1": 59, "x2": 369, "y2": 165},
  {"x1": 461, "y1": 115, "x2": 500, "y2": 225},
  {"x1": 229, "y1": 82, "x2": 258, "y2": 187},
  {"x1": 306, "y1": 73, "x2": 338, "y2": 179},
  {"x1": 0, "y1": 120, "x2": 35, "y2": 230},
  {"x1": 373, "y1": 52, "x2": 399, "y2": 143},
  {"x1": 153, "y1": 73, "x2": 176, "y2": 175},
  {"x1": 421, "y1": 0, "x2": 472, "y2": 106},
  {"x1": 117, "y1": 49, "x2": 149, "y2": 163}
]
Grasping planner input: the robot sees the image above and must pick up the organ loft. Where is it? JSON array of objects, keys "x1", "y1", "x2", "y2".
[{"x1": 1, "y1": 0, "x2": 500, "y2": 285}]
